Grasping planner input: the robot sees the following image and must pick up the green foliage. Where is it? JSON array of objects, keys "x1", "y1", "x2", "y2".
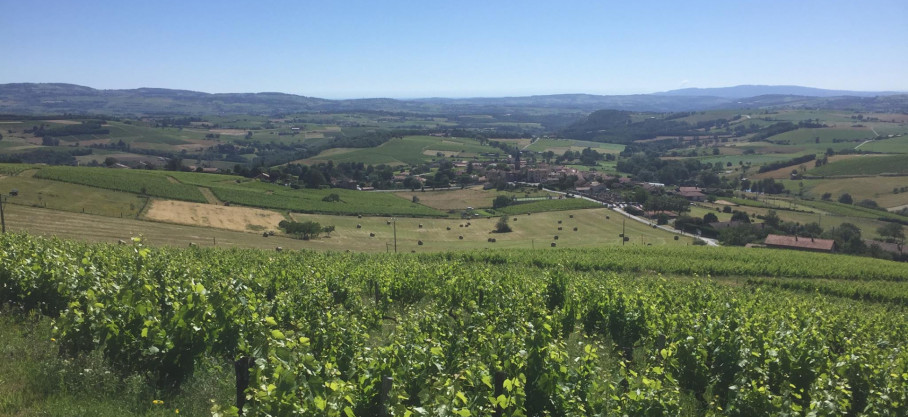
[
  {"x1": 279, "y1": 220, "x2": 324, "y2": 240},
  {"x1": 494, "y1": 215, "x2": 512, "y2": 233},
  {"x1": 809, "y1": 154, "x2": 908, "y2": 176},
  {"x1": 492, "y1": 195, "x2": 512, "y2": 209},
  {"x1": 838, "y1": 193, "x2": 853, "y2": 204},
  {"x1": 1, "y1": 234, "x2": 906, "y2": 416},
  {"x1": 33, "y1": 166, "x2": 207, "y2": 203}
]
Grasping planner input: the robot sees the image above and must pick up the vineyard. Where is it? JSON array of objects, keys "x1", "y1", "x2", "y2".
[
  {"x1": 1, "y1": 234, "x2": 906, "y2": 416},
  {"x1": 33, "y1": 166, "x2": 208, "y2": 203}
]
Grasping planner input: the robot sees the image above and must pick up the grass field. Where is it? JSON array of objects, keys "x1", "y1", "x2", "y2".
[
  {"x1": 296, "y1": 136, "x2": 492, "y2": 165},
  {"x1": 393, "y1": 187, "x2": 556, "y2": 211},
  {"x1": 1, "y1": 204, "x2": 307, "y2": 250},
  {"x1": 808, "y1": 154, "x2": 908, "y2": 176},
  {"x1": 32, "y1": 166, "x2": 208, "y2": 203},
  {"x1": 0, "y1": 176, "x2": 147, "y2": 218},
  {"x1": 766, "y1": 127, "x2": 874, "y2": 145},
  {"x1": 495, "y1": 198, "x2": 602, "y2": 214},
  {"x1": 525, "y1": 138, "x2": 625, "y2": 153},
  {"x1": 728, "y1": 203, "x2": 901, "y2": 241},
  {"x1": 290, "y1": 207, "x2": 692, "y2": 252},
  {"x1": 3, "y1": 203, "x2": 693, "y2": 252},
  {"x1": 782, "y1": 177, "x2": 908, "y2": 209},
  {"x1": 858, "y1": 135, "x2": 908, "y2": 153}
]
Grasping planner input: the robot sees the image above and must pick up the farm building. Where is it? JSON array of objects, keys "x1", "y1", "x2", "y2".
[{"x1": 764, "y1": 234, "x2": 836, "y2": 253}]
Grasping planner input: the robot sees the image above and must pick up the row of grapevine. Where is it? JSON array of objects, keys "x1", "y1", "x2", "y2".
[
  {"x1": 746, "y1": 277, "x2": 908, "y2": 306},
  {"x1": 444, "y1": 246, "x2": 908, "y2": 282},
  {"x1": 33, "y1": 166, "x2": 208, "y2": 203},
  {"x1": 1, "y1": 233, "x2": 905, "y2": 416}
]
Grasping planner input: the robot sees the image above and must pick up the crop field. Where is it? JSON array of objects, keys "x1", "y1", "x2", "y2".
[
  {"x1": 808, "y1": 154, "x2": 908, "y2": 176},
  {"x1": 0, "y1": 163, "x2": 38, "y2": 175},
  {"x1": 859, "y1": 135, "x2": 908, "y2": 153},
  {"x1": 0, "y1": 204, "x2": 307, "y2": 250},
  {"x1": 393, "y1": 187, "x2": 557, "y2": 211},
  {"x1": 207, "y1": 182, "x2": 446, "y2": 217},
  {"x1": 783, "y1": 177, "x2": 908, "y2": 209},
  {"x1": 32, "y1": 166, "x2": 208, "y2": 203},
  {"x1": 0, "y1": 175, "x2": 147, "y2": 218},
  {"x1": 766, "y1": 127, "x2": 874, "y2": 144},
  {"x1": 142, "y1": 199, "x2": 288, "y2": 233},
  {"x1": 1, "y1": 234, "x2": 905, "y2": 415},
  {"x1": 525, "y1": 138, "x2": 625, "y2": 153}
]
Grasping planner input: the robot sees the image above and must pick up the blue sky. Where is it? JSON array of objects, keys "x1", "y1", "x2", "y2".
[{"x1": 1, "y1": 0, "x2": 906, "y2": 98}]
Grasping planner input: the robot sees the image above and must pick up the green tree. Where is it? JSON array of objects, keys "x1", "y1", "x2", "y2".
[
  {"x1": 838, "y1": 193, "x2": 853, "y2": 204},
  {"x1": 877, "y1": 223, "x2": 905, "y2": 244},
  {"x1": 492, "y1": 195, "x2": 513, "y2": 209},
  {"x1": 494, "y1": 216, "x2": 512, "y2": 233},
  {"x1": 303, "y1": 169, "x2": 326, "y2": 188}
]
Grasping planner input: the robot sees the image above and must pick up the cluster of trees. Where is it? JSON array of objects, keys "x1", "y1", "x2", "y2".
[
  {"x1": 539, "y1": 148, "x2": 609, "y2": 166},
  {"x1": 31, "y1": 120, "x2": 109, "y2": 137},
  {"x1": 757, "y1": 154, "x2": 816, "y2": 173},
  {"x1": 741, "y1": 178, "x2": 786, "y2": 194},
  {"x1": 561, "y1": 110, "x2": 696, "y2": 144},
  {"x1": 277, "y1": 220, "x2": 334, "y2": 240},
  {"x1": 617, "y1": 154, "x2": 721, "y2": 187},
  {"x1": 679, "y1": 208, "x2": 906, "y2": 261}
]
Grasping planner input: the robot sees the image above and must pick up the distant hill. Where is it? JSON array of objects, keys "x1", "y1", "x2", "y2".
[
  {"x1": 1, "y1": 83, "x2": 906, "y2": 116},
  {"x1": 656, "y1": 84, "x2": 903, "y2": 99}
]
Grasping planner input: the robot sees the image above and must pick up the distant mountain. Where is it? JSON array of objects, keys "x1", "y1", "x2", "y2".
[
  {"x1": 1, "y1": 83, "x2": 906, "y2": 116},
  {"x1": 656, "y1": 84, "x2": 903, "y2": 99}
]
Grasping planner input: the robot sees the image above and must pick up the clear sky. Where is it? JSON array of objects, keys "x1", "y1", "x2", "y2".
[{"x1": 1, "y1": 0, "x2": 906, "y2": 98}]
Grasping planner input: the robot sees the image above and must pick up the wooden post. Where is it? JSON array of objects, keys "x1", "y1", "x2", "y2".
[
  {"x1": 0, "y1": 195, "x2": 6, "y2": 234},
  {"x1": 379, "y1": 376, "x2": 393, "y2": 416},
  {"x1": 235, "y1": 356, "x2": 252, "y2": 415},
  {"x1": 493, "y1": 371, "x2": 507, "y2": 417}
]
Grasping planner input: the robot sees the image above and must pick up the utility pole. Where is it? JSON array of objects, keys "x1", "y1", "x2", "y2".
[
  {"x1": 393, "y1": 217, "x2": 397, "y2": 253},
  {"x1": 622, "y1": 217, "x2": 626, "y2": 246}
]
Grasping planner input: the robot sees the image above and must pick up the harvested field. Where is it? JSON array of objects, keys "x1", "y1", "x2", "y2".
[{"x1": 143, "y1": 199, "x2": 286, "y2": 232}]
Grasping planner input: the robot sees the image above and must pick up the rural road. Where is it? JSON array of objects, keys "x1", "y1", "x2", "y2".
[{"x1": 541, "y1": 188, "x2": 719, "y2": 246}]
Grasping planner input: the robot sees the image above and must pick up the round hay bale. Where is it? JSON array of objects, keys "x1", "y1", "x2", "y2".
[
  {"x1": 674, "y1": 235, "x2": 679, "y2": 240},
  {"x1": 558, "y1": 227, "x2": 563, "y2": 231},
  {"x1": 458, "y1": 235, "x2": 464, "y2": 240},
  {"x1": 573, "y1": 227, "x2": 578, "y2": 231},
  {"x1": 446, "y1": 226, "x2": 451, "y2": 230},
  {"x1": 554, "y1": 235, "x2": 559, "y2": 240},
  {"x1": 275, "y1": 247, "x2": 283, "y2": 252},
  {"x1": 358, "y1": 215, "x2": 362, "y2": 219},
  {"x1": 418, "y1": 240, "x2": 423, "y2": 245},
  {"x1": 387, "y1": 220, "x2": 391, "y2": 225},
  {"x1": 418, "y1": 224, "x2": 423, "y2": 228},
  {"x1": 356, "y1": 224, "x2": 362, "y2": 229},
  {"x1": 551, "y1": 242, "x2": 557, "y2": 247},
  {"x1": 369, "y1": 232, "x2": 375, "y2": 237},
  {"x1": 569, "y1": 214, "x2": 574, "y2": 218},
  {"x1": 558, "y1": 220, "x2": 562, "y2": 224}
]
